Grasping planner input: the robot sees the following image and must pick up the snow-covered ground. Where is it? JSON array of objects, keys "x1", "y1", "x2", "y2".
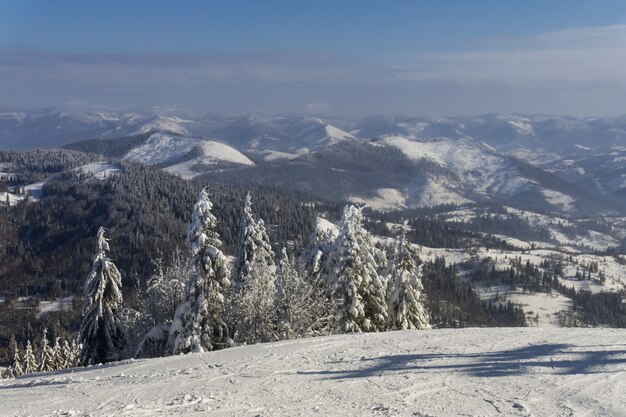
[
  {"x1": 2, "y1": 328, "x2": 624, "y2": 416},
  {"x1": 165, "y1": 140, "x2": 254, "y2": 179},
  {"x1": 379, "y1": 136, "x2": 534, "y2": 201},
  {"x1": 36, "y1": 296, "x2": 74, "y2": 319},
  {"x1": 349, "y1": 188, "x2": 408, "y2": 211},
  {"x1": 123, "y1": 132, "x2": 198, "y2": 165},
  {"x1": 75, "y1": 162, "x2": 121, "y2": 179},
  {"x1": 0, "y1": 191, "x2": 24, "y2": 206}
]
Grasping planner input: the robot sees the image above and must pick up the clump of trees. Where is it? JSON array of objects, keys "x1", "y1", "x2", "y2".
[
  {"x1": 3, "y1": 184, "x2": 533, "y2": 380},
  {"x1": 5, "y1": 330, "x2": 81, "y2": 378}
]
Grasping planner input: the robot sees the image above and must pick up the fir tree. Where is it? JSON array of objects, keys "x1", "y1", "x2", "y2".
[
  {"x1": 330, "y1": 205, "x2": 388, "y2": 332},
  {"x1": 38, "y1": 327, "x2": 56, "y2": 372},
  {"x1": 23, "y1": 340, "x2": 38, "y2": 374},
  {"x1": 8, "y1": 336, "x2": 23, "y2": 378},
  {"x1": 300, "y1": 228, "x2": 335, "y2": 285},
  {"x1": 234, "y1": 193, "x2": 275, "y2": 286},
  {"x1": 78, "y1": 227, "x2": 128, "y2": 365},
  {"x1": 51, "y1": 338, "x2": 63, "y2": 370},
  {"x1": 61, "y1": 340, "x2": 73, "y2": 369},
  {"x1": 169, "y1": 189, "x2": 232, "y2": 354},
  {"x1": 387, "y1": 225, "x2": 430, "y2": 330}
]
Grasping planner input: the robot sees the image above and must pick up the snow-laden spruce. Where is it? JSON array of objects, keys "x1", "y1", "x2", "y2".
[
  {"x1": 7, "y1": 337, "x2": 23, "y2": 378},
  {"x1": 300, "y1": 228, "x2": 335, "y2": 285},
  {"x1": 234, "y1": 192, "x2": 275, "y2": 287},
  {"x1": 169, "y1": 189, "x2": 231, "y2": 354},
  {"x1": 22, "y1": 340, "x2": 38, "y2": 374},
  {"x1": 386, "y1": 225, "x2": 430, "y2": 330},
  {"x1": 78, "y1": 227, "x2": 128, "y2": 365},
  {"x1": 38, "y1": 328, "x2": 56, "y2": 372},
  {"x1": 330, "y1": 205, "x2": 388, "y2": 332}
]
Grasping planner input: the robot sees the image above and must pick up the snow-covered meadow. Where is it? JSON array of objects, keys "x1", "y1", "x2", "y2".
[{"x1": 1, "y1": 328, "x2": 624, "y2": 416}]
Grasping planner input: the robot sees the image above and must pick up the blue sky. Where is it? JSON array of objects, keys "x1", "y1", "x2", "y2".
[{"x1": 1, "y1": 0, "x2": 626, "y2": 116}]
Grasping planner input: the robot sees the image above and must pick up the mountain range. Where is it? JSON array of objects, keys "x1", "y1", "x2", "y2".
[{"x1": 3, "y1": 107, "x2": 626, "y2": 216}]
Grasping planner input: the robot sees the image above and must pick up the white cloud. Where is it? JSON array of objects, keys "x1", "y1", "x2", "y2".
[{"x1": 391, "y1": 25, "x2": 626, "y2": 84}]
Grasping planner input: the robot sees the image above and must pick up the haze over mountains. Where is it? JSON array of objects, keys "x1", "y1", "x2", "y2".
[{"x1": 3, "y1": 106, "x2": 626, "y2": 216}]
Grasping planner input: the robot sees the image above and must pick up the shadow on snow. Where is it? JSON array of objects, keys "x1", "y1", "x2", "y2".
[{"x1": 300, "y1": 343, "x2": 626, "y2": 379}]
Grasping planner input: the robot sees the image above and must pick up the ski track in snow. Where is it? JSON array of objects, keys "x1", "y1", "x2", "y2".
[{"x1": 1, "y1": 328, "x2": 625, "y2": 416}]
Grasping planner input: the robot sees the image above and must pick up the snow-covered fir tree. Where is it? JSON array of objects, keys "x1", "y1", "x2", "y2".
[
  {"x1": 8, "y1": 336, "x2": 23, "y2": 378},
  {"x1": 78, "y1": 227, "x2": 128, "y2": 365},
  {"x1": 300, "y1": 228, "x2": 335, "y2": 285},
  {"x1": 387, "y1": 225, "x2": 430, "y2": 330},
  {"x1": 38, "y1": 328, "x2": 56, "y2": 372},
  {"x1": 51, "y1": 338, "x2": 63, "y2": 370},
  {"x1": 330, "y1": 205, "x2": 388, "y2": 333},
  {"x1": 169, "y1": 189, "x2": 231, "y2": 354},
  {"x1": 234, "y1": 193, "x2": 275, "y2": 286},
  {"x1": 235, "y1": 257, "x2": 278, "y2": 344},
  {"x1": 66, "y1": 339, "x2": 81, "y2": 368},
  {"x1": 22, "y1": 340, "x2": 38, "y2": 374},
  {"x1": 61, "y1": 340, "x2": 73, "y2": 369}
]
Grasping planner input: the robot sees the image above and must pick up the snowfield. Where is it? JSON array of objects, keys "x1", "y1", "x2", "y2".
[{"x1": 2, "y1": 328, "x2": 625, "y2": 417}]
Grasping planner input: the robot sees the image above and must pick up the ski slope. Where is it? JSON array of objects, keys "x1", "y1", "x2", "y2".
[{"x1": 2, "y1": 328, "x2": 624, "y2": 416}]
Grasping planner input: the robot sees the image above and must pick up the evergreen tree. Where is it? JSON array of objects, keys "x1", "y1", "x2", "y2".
[
  {"x1": 300, "y1": 228, "x2": 335, "y2": 285},
  {"x1": 23, "y1": 340, "x2": 38, "y2": 374},
  {"x1": 234, "y1": 193, "x2": 275, "y2": 286},
  {"x1": 38, "y1": 327, "x2": 56, "y2": 372},
  {"x1": 51, "y1": 338, "x2": 63, "y2": 370},
  {"x1": 387, "y1": 226, "x2": 430, "y2": 330},
  {"x1": 330, "y1": 205, "x2": 388, "y2": 332},
  {"x1": 61, "y1": 340, "x2": 73, "y2": 369},
  {"x1": 169, "y1": 189, "x2": 232, "y2": 354},
  {"x1": 68, "y1": 340, "x2": 81, "y2": 368},
  {"x1": 8, "y1": 336, "x2": 23, "y2": 378},
  {"x1": 78, "y1": 227, "x2": 128, "y2": 365}
]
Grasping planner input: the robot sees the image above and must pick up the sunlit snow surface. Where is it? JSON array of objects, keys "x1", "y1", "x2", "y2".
[{"x1": 1, "y1": 328, "x2": 624, "y2": 416}]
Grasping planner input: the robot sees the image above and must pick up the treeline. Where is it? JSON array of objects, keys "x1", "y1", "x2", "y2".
[
  {"x1": 423, "y1": 257, "x2": 526, "y2": 327},
  {"x1": 0, "y1": 148, "x2": 98, "y2": 185},
  {"x1": 0, "y1": 161, "x2": 318, "y2": 299}
]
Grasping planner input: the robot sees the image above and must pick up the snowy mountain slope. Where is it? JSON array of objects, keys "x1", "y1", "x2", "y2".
[
  {"x1": 370, "y1": 136, "x2": 594, "y2": 212},
  {"x1": 132, "y1": 114, "x2": 192, "y2": 136},
  {"x1": 202, "y1": 115, "x2": 357, "y2": 156},
  {"x1": 353, "y1": 113, "x2": 626, "y2": 154},
  {"x1": 2, "y1": 328, "x2": 624, "y2": 417},
  {"x1": 165, "y1": 141, "x2": 255, "y2": 179},
  {"x1": 122, "y1": 132, "x2": 253, "y2": 175},
  {"x1": 123, "y1": 132, "x2": 198, "y2": 166}
]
